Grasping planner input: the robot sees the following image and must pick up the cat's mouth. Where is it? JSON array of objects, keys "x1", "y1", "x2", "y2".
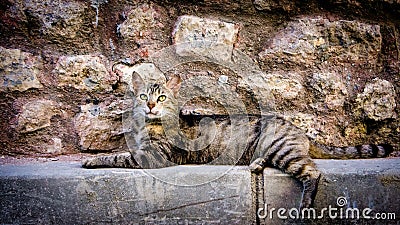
[{"x1": 145, "y1": 112, "x2": 161, "y2": 119}]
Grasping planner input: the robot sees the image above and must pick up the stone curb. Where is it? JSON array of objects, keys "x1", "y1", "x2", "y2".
[{"x1": 0, "y1": 159, "x2": 399, "y2": 224}]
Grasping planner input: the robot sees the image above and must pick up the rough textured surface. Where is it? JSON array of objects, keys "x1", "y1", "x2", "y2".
[
  {"x1": 0, "y1": 47, "x2": 43, "y2": 92},
  {"x1": 54, "y1": 55, "x2": 116, "y2": 91},
  {"x1": 74, "y1": 100, "x2": 129, "y2": 152},
  {"x1": 0, "y1": 0, "x2": 398, "y2": 156},
  {"x1": 22, "y1": 0, "x2": 91, "y2": 41},
  {"x1": 258, "y1": 17, "x2": 382, "y2": 70},
  {"x1": 0, "y1": 159, "x2": 399, "y2": 224},
  {"x1": 17, "y1": 99, "x2": 60, "y2": 133},
  {"x1": 356, "y1": 78, "x2": 397, "y2": 121},
  {"x1": 117, "y1": 3, "x2": 169, "y2": 58},
  {"x1": 118, "y1": 4, "x2": 162, "y2": 41},
  {"x1": 265, "y1": 72, "x2": 304, "y2": 101},
  {"x1": 172, "y1": 15, "x2": 239, "y2": 61},
  {"x1": 308, "y1": 72, "x2": 348, "y2": 111},
  {"x1": 4, "y1": 0, "x2": 95, "y2": 51}
]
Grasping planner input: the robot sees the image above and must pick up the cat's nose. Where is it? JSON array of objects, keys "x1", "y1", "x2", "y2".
[{"x1": 147, "y1": 102, "x2": 156, "y2": 110}]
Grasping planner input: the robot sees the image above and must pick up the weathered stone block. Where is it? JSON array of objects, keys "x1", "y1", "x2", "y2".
[
  {"x1": 17, "y1": 99, "x2": 60, "y2": 133},
  {"x1": 259, "y1": 16, "x2": 381, "y2": 69},
  {"x1": 264, "y1": 72, "x2": 304, "y2": 100},
  {"x1": 356, "y1": 78, "x2": 397, "y2": 121},
  {"x1": 308, "y1": 72, "x2": 348, "y2": 111},
  {"x1": 74, "y1": 100, "x2": 129, "y2": 151},
  {"x1": 118, "y1": 3, "x2": 164, "y2": 41},
  {"x1": 178, "y1": 75, "x2": 248, "y2": 115},
  {"x1": 45, "y1": 137, "x2": 63, "y2": 154},
  {"x1": 237, "y1": 70, "x2": 279, "y2": 113},
  {"x1": 0, "y1": 47, "x2": 43, "y2": 92},
  {"x1": 117, "y1": 3, "x2": 168, "y2": 58},
  {"x1": 22, "y1": 0, "x2": 92, "y2": 41},
  {"x1": 54, "y1": 55, "x2": 117, "y2": 91},
  {"x1": 172, "y1": 15, "x2": 239, "y2": 62}
]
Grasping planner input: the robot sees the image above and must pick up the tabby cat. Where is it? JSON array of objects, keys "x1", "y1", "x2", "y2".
[{"x1": 83, "y1": 71, "x2": 393, "y2": 209}]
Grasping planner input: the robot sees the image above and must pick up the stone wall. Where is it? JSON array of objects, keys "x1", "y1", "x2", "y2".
[{"x1": 0, "y1": 0, "x2": 398, "y2": 157}]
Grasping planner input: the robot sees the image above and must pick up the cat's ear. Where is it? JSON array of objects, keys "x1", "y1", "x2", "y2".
[
  {"x1": 131, "y1": 71, "x2": 145, "y2": 93},
  {"x1": 166, "y1": 75, "x2": 181, "y2": 97}
]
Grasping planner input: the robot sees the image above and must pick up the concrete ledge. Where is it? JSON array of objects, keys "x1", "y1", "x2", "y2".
[
  {"x1": 0, "y1": 159, "x2": 399, "y2": 224},
  {"x1": 260, "y1": 159, "x2": 400, "y2": 224},
  {"x1": 0, "y1": 163, "x2": 252, "y2": 224}
]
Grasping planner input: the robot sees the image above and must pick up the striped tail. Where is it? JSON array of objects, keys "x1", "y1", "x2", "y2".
[{"x1": 309, "y1": 143, "x2": 393, "y2": 159}]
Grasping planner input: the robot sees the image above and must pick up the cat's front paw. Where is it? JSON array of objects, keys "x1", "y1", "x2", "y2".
[
  {"x1": 82, "y1": 158, "x2": 98, "y2": 169},
  {"x1": 249, "y1": 158, "x2": 266, "y2": 173}
]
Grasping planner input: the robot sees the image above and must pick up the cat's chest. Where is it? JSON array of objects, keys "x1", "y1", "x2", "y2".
[{"x1": 145, "y1": 124, "x2": 165, "y2": 138}]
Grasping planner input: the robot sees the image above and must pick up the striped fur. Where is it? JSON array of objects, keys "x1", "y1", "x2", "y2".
[
  {"x1": 309, "y1": 143, "x2": 393, "y2": 159},
  {"x1": 83, "y1": 73, "x2": 393, "y2": 209}
]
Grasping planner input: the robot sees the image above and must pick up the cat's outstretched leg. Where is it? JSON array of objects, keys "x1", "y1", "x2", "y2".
[
  {"x1": 82, "y1": 152, "x2": 139, "y2": 169},
  {"x1": 249, "y1": 156, "x2": 321, "y2": 209},
  {"x1": 285, "y1": 157, "x2": 321, "y2": 209}
]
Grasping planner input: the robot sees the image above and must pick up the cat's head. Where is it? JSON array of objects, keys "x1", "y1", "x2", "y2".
[{"x1": 131, "y1": 71, "x2": 181, "y2": 119}]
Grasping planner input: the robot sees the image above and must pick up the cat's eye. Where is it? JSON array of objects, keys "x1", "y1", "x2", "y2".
[
  {"x1": 139, "y1": 94, "x2": 148, "y2": 101},
  {"x1": 157, "y1": 95, "x2": 167, "y2": 102}
]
